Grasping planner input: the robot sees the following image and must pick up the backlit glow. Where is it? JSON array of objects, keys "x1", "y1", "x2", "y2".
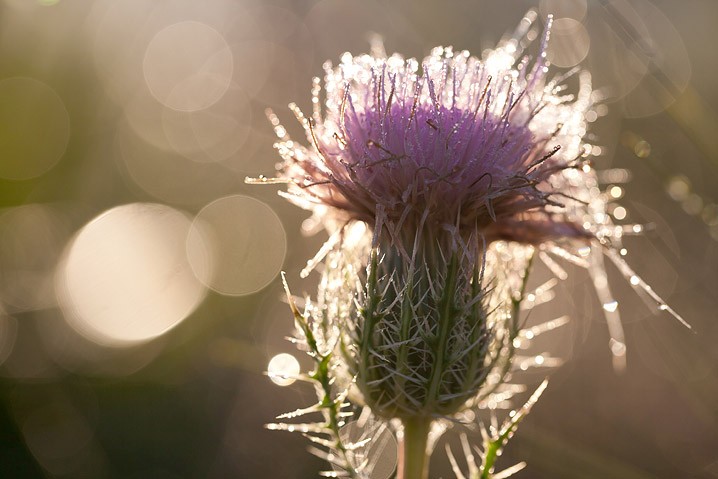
[
  {"x1": 56, "y1": 203, "x2": 207, "y2": 346},
  {"x1": 267, "y1": 353, "x2": 300, "y2": 386}
]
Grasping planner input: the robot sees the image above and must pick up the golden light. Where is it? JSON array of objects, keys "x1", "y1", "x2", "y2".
[
  {"x1": 335, "y1": 420, "x2": 398, "y2": 479},
  {"x1": 114, "y1": 122, "x2": 239, "y2": 206},
  {"x1": 613, "y1": 206, "x2": 627, "y2": 220},
  {"x1": 123, "y1": 82, "x2": 252, "y2": 164},
  {"x1": 160, "y1": 83, "x2": 252, "y2": 163},
  {"x1": 546, "y1": 18, "x2": 590, "y2": 68},
  {"x1": 187, "y1": 195, "x2": 286, "y2": 296},
  {"x1": 88, "y1": 0, "x2": 158, "y2": 104},
  {"x1": 267, "y1": 353, "x2": 300, "y2": 387},
  {"x1": 607, "y1": 0, "x2": 692, "y2": 118},
  {"x1": 56, "y1": 203, "x2": 207, "y2": 346},
  {"x1": 143, "y1": 21, "x2": 233, "y2": 112},
  {"x1": 666, "y1": 176, "x2": 691, "y2": 201},
  {"x1": 609, "y1": 186, "x2": 624, "y2": 199}
]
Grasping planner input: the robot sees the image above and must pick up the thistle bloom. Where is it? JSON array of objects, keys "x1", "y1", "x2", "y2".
[
  {"x1": 258, "y1": 14, "x2": 591, "y2": 411},
  {"x1": 253, "y1": 12, "x2": 687, "y2": 479},
  {"x1": 265, "y1": 15, "x2": 598, "y2": 246}
]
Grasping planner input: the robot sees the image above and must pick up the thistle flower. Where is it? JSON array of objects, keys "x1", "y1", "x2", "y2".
[
  {"x1": 256, "y1": 15, "x2": 592, "y2": 248},
  {"x1": 252, "y1": 11, "x2": 688, "y2": 479}
]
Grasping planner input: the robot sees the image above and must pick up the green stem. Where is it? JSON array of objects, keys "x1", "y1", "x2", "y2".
[
  {"x1": 480, "y1": 439, "x2": 500, "y2": 479},
  {"x1": 398, "y1": 417, "x2": 432, "y2": 479}
]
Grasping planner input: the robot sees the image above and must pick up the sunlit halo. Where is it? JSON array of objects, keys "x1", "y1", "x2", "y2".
[
  {"x1": 603, "y1": 0, "x2": 691, "y2": 118},
  {"x1": 613, "y1": 206, "x2": 627, "y2": 220},
  {"x1": 334, "y1": 420, "x2": 398, "y2": 479},
  {"x1": 546, "y1": 18, "x2": 590, "y2": 68},
  {"x1": 124, "y1": 82, "x2": 252, "y2": 164},
  {"x1": 161, "y1": 83, "x2": 252, "y2": 163},
  {"x1": 114, "y1": 122, "x2": 239, "y2": 206},
  {"x1": 56, "y1": 203, "x2": 208, "y2": 346},
  {"x1": 267, "y1": 353, "x2": 300, "y2": 386},
  {"x1": 143, "y1": 21, "x2": 233, "y2": 112},
  {"x1": 187, "y1": 195, "x2": 286, "y2": 296},
  {"x1": 88, "y1": 0, "x2": 158, "y2": 104}
]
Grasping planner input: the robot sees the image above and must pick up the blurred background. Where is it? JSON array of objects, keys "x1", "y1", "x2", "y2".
[{"x1": 0, "y1": 0, "x2": 716, "y2": 477}]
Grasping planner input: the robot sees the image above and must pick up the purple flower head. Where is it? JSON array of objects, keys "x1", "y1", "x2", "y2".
[{"x1": 254, "y1": 14, "x2": 594, "y2": 251}]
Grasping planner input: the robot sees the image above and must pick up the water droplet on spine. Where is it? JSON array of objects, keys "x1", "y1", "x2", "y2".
[{"x1": 602, "y1": 300, "x2": 618, "y2": 313}]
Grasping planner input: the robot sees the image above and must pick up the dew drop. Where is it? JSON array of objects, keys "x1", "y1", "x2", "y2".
[
  {"x1": 629, "y1": 275, "x2": 640, "y2": 286},
  {"x1": 267, "y1": 353, "x2": 300, "y2": 386},
  {"x1": 609, "y1": 186, "x2": 623, "y2": 199},
  {"x1": 609, "y1": 339, "x2": 626, "y2": 357},
  {"x1": 602, "y1": 300, "x2": 618, "y2": 313},
  {"x1": 633, "y1": 140, "x2": 651, "y2": 158},
  {"x1": 666, "y1": 176, "x2": 691, "y2": 201},
  {"x1": 613, "y1": 206, "x2": 627, "y2": 221}
]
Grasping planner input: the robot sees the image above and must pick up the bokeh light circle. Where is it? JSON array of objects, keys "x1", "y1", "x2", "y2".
[
  {"x1": 114, "y1": 122, "x2": 239, "y2": 206},
  {"x1": 267, "y1": 353, "x2": 300, "y2": 387},
  {"x1": 0, "y1": 77, "x2": 70, "y2": 180},
  {"x1": 613, "y1": 0, "x2": 692, "y2": 117},
  {"x1": 161, "y1": 83, "x2": 252, "y2": 163},
  {"x1": 187, "y1": 195, "x2": 286, "y2": 296},
  {"x1": 547, "y1": 18, "x2": 590, "y2": 68},
  {"x1": 56, "y1": 203, "x2": 207, "y2": 346},
  {"x1": 334, "y1": 420, "x2": 397, "y2": 479},
  {"x1": 143, "y1": 21, "x2": 233, "y2": 112},
  {"x1": 124, "y1": 82, "x2": 252, "y2": 164}
]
